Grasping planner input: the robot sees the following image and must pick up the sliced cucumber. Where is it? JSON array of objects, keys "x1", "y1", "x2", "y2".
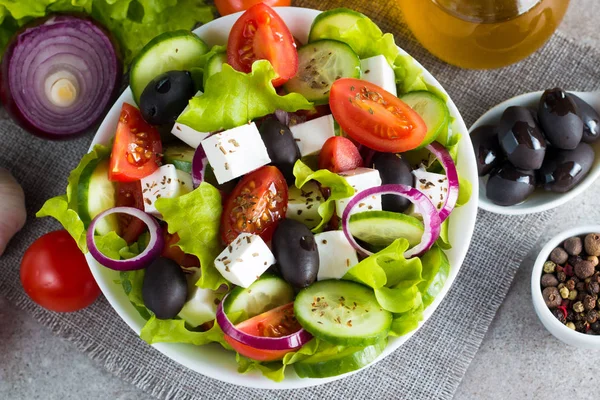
[
  {"x1": 203, "y1": 52, "x2": 227, "y2": 88},
  {"x1": 308, "y1": 8, "x2": 366, "y2": 43},
  {"x1": 294, "y1": 339, "x2": 386, "y2": 378},
  {"x1": 294, "y1": 280, "x2": 392, "y2": 346},
  {"x1": 348, "y1": 210, "x2": 424, "y2": 249},
  {"x1": 223, "y1": 274, "x2": 294, "y2": 323},
  {"x1": 130, "y1": 30, "x2": 209, "y2": 105},
  {"x1": 400, "y1": 91, "x2": 450, "y2": 148},
  {"x1": 283, "y1": 40, "x2": 360, "y2": 104},
  {"x1": 78, "y1": 159, "x2": 118, "y2": 235},
  {"x1": 163, "y1": 144, "x2": 196, "y2": 173}
]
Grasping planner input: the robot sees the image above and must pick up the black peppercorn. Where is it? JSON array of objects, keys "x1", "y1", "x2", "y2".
[
  {"x1": 574, "y1": 312, "x2": 586, "y2": 322},
  {"x1": 587, "y1": 310, "x2": 598, "y2": 324},
  {"x1": 565, "y1": 237, "x2": 583, "y2": 256},
  {"x1": 592, "y1": 321, "x2": 600, "y2": 332},
  {"x1": 566, "y1": 279, "x2": 576, "y2": 291},
  {"x1": 588, "y1": 281, "x2": 600, "y2": 295},
  {"x1": 575, "y1": 320, "x2": 588, "y2": 333},
  {"x1": 576, "y1": 281, "x2": 586, "y2": 292},
  {"x1": 557, "y1": 271, "x2": 567, "y2": 282},
  {"x1": 584, "y1": 295, "x2": 598, "y2": 311},
  {"x1": 553, "y1": 308, "x2": 566, "y2": 323},
  {"x1": 566, "y1": 309, "x2": 575, "y2": 322},
  {"x1": 550, "y1": 247, "x2": 569, "y2": 265}
]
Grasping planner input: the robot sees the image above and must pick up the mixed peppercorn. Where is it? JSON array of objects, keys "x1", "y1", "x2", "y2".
[{"x1": 541, "y1": 233, "x2": 600, "y2": 333}]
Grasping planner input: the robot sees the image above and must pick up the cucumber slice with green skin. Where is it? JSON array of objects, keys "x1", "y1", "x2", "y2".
[
  {"x1": 294, "y1": 280, "x2": 392, "y2": 346},
  {"x1": 283, "y1": 40, "x2": 360, "y2": 104},
  {"x1": 294, "y1": 339, "x2": 387, "y2": 378},
  {"x1": 223, "y1": 274, "x2": 294, "y2": 323},
  {"x1": 203, "y1": 52, "x2": 227, "y2": 88},
  {"x1": 163, "y1": 144, "x2": 196, "y2": 173},
  {"x1": 400, "y1": 91, "x2": 450, "y2": 148},
  {"x1": 348, "y1": 210, "x2": 424, "y2": 248},
  {"x1": 130, "y1": 30, "x2": 209, "y2": 105},
  {"x1": 308, "y1": 8, "x2": 366, "y2": 43},
  {"x1": 78, "y1": 159, "x2": 118, "y2": 235}
]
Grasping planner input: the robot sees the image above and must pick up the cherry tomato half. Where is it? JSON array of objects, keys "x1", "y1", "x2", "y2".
[
  {"x1": 21, "y1": 230, "x2": 100, "y2": 312},
  {"x1": 227, "y1": 3, "x2": 298, "y2": 87},
  {"x1": 330, "y1": 78, "x2": 427, "y2": 153},
  {"x1": 220, "y1": 166, "x2": 288, "y2": 245},
  {"x1": 224, "y1": 303, "x2": 302, "y2": 361},
  {"x1": 215, "y1": 0, "x2": 291, "y2": 16},
  {"x1": 319, "y1": 136, "x2": 364, "y2": 173},
  {"x1": 115, "y1": 180, "x2": 147, "y2": 244},
  {"x1": 109, "y1": 103, "x2": 162, "y2": 182}
]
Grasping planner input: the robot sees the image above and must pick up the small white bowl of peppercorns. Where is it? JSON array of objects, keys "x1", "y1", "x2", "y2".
[{"x1": 532, "y1": 226, "x2": 600, "y2": 348}]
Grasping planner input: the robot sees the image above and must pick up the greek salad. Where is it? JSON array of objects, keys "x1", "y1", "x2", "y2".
[{"x1": 38, "y1": 5, "x2": 471, "y2": 381}]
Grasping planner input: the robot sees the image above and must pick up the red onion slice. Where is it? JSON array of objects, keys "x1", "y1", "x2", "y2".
[
  {"x1": 274, "y1": 109, "x2": 291, "y2": 126},
  {"x1": 216, "y1": 296, "x2": 313, "y2": 351},
  {"x1": 87, "y1": 207, "x2": 163, "y2": 271},
  {"x1": 191, "y1": 145, "x2": 209, "y2": 188},
  {"x1": 425, "y1": 142, "x2": 459, "y2": 222},
  {"x1": 341, "y1": 184, "x2": 442, "y2": 258}
]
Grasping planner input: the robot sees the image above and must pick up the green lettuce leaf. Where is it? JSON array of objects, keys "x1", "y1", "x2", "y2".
[
  {"x1": 436, "y1": 220, "x2": 451, "y2": 250},
  {"x1": 393, "y1": 54, "x2": 428, "y2": 94},
  {"x1": 155, "y1": 182, "x2": 226, "y2": 290},
  {"x1": 178, "y1": 60, "x2": 313, "y2": 132},
  {"x1": 292, "y1": 160, "x2": 355, "y2": 232},
  {"x1": 120, "y1": 269, "x2": 152, "y2": 320},
  {"x1": 141, "y1": 316, "x2": 229, "y2": 348},
  {"x1": 418, "y1": 244, "x2": 450, "y2": 308},
  {"x1": 457, "y1": 175, "x2": 472, "y2": 207},
  {"x1": 390, "y1": 303, "x2": 424, "y2": 336}
]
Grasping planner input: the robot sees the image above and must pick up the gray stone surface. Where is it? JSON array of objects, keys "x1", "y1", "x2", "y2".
[{"x1": 1, "y1": 1, "x2": 598, "y2": 399}]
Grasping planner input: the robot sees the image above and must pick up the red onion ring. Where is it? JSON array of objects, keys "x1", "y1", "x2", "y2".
[
  {"x1": 191, "y1": 145, "x2": 209, "y2": 188},
  {"x1": 341, "y1": 184, "x2": 441, "y2": 258},
  {"x1": 274, "y1": 109, "x2": 291, "y2": 126},
  {"x1": 425, "y1": 142, "x2": 459, "y2": 222},
  {"x1": 216, "y1": 296, "x2": 313, "y2": 351},
  {"x1": 87, "y1": 207, "x2": 163, "y2": 271}
]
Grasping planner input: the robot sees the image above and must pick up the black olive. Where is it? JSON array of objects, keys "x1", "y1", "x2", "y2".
[
  {"x1": 538, "y1": 88, "x2": 583, "y2": 149},
  {"x1": 142, "y1": 257, "x2": 188, "y2": 319},
  {"x1": 140, "y1": 70, "x2": 196, "y2": 126},
  {"x1": 538, "y1": 142, "x2": 595, "y2": 193},
  {"x1": 486, "y1": 162, "x2": 536, "y2": 206},
  {"x1": 470, "y1": 124, "x2": 503, "y2": 176},
  {"x1": 569, "y1": 94, "x2": 600, "y2": 143},
  {"x1": 259, "y1": 117, "x2": 301, "y2": 184},
  {"x1": 271, "y1": 219, "x2": 319, "y2": 288},
  {"x1": 496, "y1": 106, "x2": 546, "y2": 170},
  {"x1": 371, "y1": 152, "x2": 413, "y2": 212}
]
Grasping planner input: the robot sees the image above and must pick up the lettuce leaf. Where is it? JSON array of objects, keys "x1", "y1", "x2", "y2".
[
  {"x1": 418, "y1": 244, "x2": 450, "y2": 308},
  {"x1": 457, "y1": 175, "x2": 472, "y2": 207},
  {"x1": 141, "y1": 316, "x2": 229, "y2": 349},
  {"x1": 292, "y1": 159, "x2": 355, "y2": 232},
  {"x1": 155, "y1": 182, "x2": 227, "y2": 290},
  {"x1": 178, "y1": 60, "x2": 313, "y2": 132},
  {"x1": 392, "y1": 54, "x2": 428, "y2": 94},
  {"x1": 120, "y1": 269, "x2": 152, "y2": 320}
]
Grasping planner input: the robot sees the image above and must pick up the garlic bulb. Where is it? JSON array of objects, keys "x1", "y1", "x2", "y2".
[{"x1": 0, "y1": 168, "x2": 26, "y2": 256}]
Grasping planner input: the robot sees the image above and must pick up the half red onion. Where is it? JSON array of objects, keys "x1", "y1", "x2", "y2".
[
  {"x1": 425, "y1": 142, "x2": 459, "y2": 222},
  {"x1": 216, "y1": 297, "x2": 313, "y2": 351},
  {"x1": 1, "y1": 15, "x2": 121, "y2": 139},
  {"x1": 274, "y1": 109, "x2": 291, "y2": 126},
  {"x1": 87, "y1": 207, "x2": 163, "y2": 271},
  {"x1": 341, "y1": 184, "x2": 442, "y2": 258},
  {"x1": 191, "y1": 145, "x2": 209, "y2": 188}
]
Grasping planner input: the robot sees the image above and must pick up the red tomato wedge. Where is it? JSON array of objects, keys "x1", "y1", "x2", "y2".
[
  {"x1": 215, "y1": 0, "x2": 291, "y2": 16},
  {"x1": 162, "y1": 230, "x2": 200, "y2": 268},
  {"x1": 220, "y1": 166, "x2": 288, "y2": 245},
  {"x1": 227, "y1": 3, "x2": 298, "y2": 87},
  {"x1": 319, "y1": 136, "x2": 364, "y2": 173},
  {"x1": 330, "y1": 79, "x2": 427, "y2": 153},
  {"x1": 114, "y1": 180, "x2": 147, "y2": 244},
  {"x1": 109, "y1": 103, "x2": 162, "y2": 182},
  {"x1": 224, "y1": 303, "x2": 302, "y2": 361}
]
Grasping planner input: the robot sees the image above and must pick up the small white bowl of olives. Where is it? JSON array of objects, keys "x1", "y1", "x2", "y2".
[{"x1": 471, "y1": 89, "x2": 600, "y2": 215}]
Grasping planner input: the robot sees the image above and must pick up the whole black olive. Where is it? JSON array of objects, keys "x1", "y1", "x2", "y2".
[
  {"x1": 569, "y1": 94, "x2": 600, "y2": 143},
  {"x1": 486, "y1": 162, "x2": 536, "y2": 206},
  {"x1": 140, "y1": 70, "x2": 196, "y2": 126},
  {"x1": 470, "y1": 124, "x2": 503, "y2": 176},
  {"x1": 496, "y1": 106, "x2": 546, "y2": 170},
  {"x1": 538, "y1": 88, "x2": 583, "y2": 149},
  {"x1": 371, "y1": 152, "x2": 413, "y2": 212},
  {"x1": 271, "y1": 219, "x2": 319, "y2": 288},
  {"x1": 142, "y1": 257, "x2": 188, "y2": 319},
  {"x1": 259, "y1": 117, "x2": 301, "y2": 184},
  {"x1": 538, "y1": 142, "x2": 595, "y2": 193}
]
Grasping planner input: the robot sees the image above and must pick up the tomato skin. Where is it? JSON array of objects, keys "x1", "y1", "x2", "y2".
[
  {"x1": 330, "y1": 78, "x2": 427, "y2": 153},
  {"x1": 215, "y1": 0, "x2": 291, "y2": 16},
  {"x1": 109, "y1": 103, "x2": 162, "y2": 182},
  {"x1": 319, "y1": 136, "x2": 364, "y2": 173},
  {"x1": 20, "y1": 230, "x2": 100, "y2": 312},
  {"x1": 115, "y1": 180, "x2": 147, "y2": 244},
  {"x1": 220, "y1": 166, "x2": 288, "y2": 245},
  {"x1": 227, "y1": 3, "x2": 298, "y2": 87},
  {"x1": 162, "y1": 230, "x2": 200, "y2": 268}
]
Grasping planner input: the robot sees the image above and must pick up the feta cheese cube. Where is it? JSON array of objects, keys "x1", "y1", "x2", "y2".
[
  {"x1": 201, "y1": 122, "x2": 271, "y2": 184},
  {"x1": 290, "y1": 115, "x2": 336, "y2": 157},
  {"x1": 412, "y1": 167, "x2": 448, "y2": 211},
  {"x1": 178, "y1": 271, "x2": 219, "y2": 327},
  {"x1": 286, "y1": 182, "x2": 324, "y2": 229},
  {"x1": 214, "y1": 233, "x2": 275, "y2": 288},
  {"x1": 315, "y1": 231, "x2": 359, "y2": 281},
  {"x1": 361, "y1": 55, "x2": 397, "y2": 96},
  {"x1": 335, "y1": 168, "x2": 382, "y2": 217},
  {"x1": 171, "y1": 91, "x2": 210, "y2": 149},
  {"x1": 141, "y1": 164, "x2": 192, "y2": 218}
]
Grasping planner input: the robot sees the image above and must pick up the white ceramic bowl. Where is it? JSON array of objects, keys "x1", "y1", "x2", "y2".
[
  {"x1": 86, "y1": 7, "x2": 479, "y2": 388},
  {"x1": 470, "y1": 91, "x2": 600, "y2": 215},
  {"x1": 532, "y1": 225, "x2": 600, "y2": 349}
]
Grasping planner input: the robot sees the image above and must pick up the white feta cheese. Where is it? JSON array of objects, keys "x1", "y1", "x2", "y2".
[
  {"x1": 171, "y1": 91, "x2": 211, "y2": 149},
  {"x1": 315, "y1": 231, "x2": 359, "y2": 281},
  {"x1": 178, "y1": 271, "x2": 220, "y2": 327},
  {"x1": 285, "y1": 182, "x2": 324, "y2": 229},
  {"x1": 141, "y1": 164, "x2": 192, "y2": 218},
  {"x1": 201, "y1": 122, "x2": 271, "y2": 184},
  {"x1": 361, "y1": 55, "x2": 397, "y2": 96},
  {"x1": 214, "y1": 233, "x2": 275, "y2": 288},
  {"x1": 290, "y1": 115, "x2": 336, "y2": 157},
  {"x1": 412, "y1": 167, "x2": 448, "y2": 211},
  {"x1": 335, "y1": 168, "x2": 382, "y2": 217}
]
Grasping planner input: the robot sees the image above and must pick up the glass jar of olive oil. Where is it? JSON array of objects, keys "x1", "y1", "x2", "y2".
[{"x1": 398, "y1": 0, "x2": 570, "y2": 69}]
